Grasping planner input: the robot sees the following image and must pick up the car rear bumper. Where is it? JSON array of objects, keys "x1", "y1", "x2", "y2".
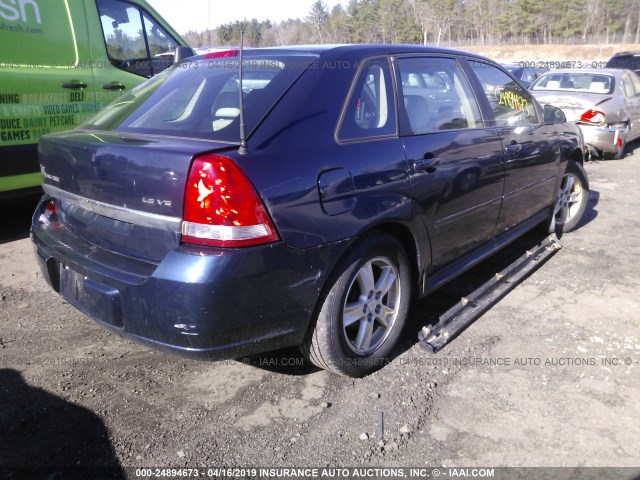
[
  {"x1": 31, "y1": 197, "x2": 346, "y2": 360},
  {"x1": 579, "y1": 123, "x2": 628, "y2": 154}
]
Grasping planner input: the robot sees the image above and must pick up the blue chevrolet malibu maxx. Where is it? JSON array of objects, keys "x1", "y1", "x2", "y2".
[{"x1": 31, "y1": 45, "x2": 589, "y2": 377}]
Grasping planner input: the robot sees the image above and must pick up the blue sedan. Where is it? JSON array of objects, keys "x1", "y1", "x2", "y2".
[{"x1": 31, "y1": 45, "x2": 589, "y2": 377}]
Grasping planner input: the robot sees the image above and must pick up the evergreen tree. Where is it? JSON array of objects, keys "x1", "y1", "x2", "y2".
[
  {"x1": 307, "y1": 1, "x2": 330, "y2": 43},
  {"x1": 179, "y1": 0, "x2": 638, "y2": 48}
]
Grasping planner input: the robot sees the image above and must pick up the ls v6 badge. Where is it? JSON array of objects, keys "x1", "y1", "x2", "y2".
[{"x1": 142, "y1": 197, "x2": 172, "y2": 207}]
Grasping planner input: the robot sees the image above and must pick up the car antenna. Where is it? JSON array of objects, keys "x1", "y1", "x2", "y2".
[{"x1": 238, "y1": 30, "x2": 248, "y2": 156}]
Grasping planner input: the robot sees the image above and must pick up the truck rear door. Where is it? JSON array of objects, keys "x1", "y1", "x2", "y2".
[{"x1": 0, "y1": 0, "x2": 96, "y2": 193}]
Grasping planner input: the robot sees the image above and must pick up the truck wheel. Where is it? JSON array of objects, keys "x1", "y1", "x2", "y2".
[{"x1": 302, "y1": 233, "x2": 411, "y2": 377}]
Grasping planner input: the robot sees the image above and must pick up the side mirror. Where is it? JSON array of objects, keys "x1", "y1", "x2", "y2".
[
  {"x1": 174, "y1": 46, "x2": 196, "y2": 64},
  {"x1": 544, "y1": 105, "x2": 566, "y2": 125}
]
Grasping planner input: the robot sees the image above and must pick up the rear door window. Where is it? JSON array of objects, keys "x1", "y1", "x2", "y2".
[
  {"x1": 338, "y1": 58, "x2": 397, "y2": 142},
  {"x1": 395, "y1": 56, "x2": 483, "y2": 135}
]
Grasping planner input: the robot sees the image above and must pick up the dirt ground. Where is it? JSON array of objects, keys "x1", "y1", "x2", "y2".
[{"x1": 1, "y1": 145, "x2": 640, "y2": 479}]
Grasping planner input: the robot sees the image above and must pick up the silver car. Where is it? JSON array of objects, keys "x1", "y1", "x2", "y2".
[{"x1": 530, "y1": 68, "x2": 640, "y2": 158}]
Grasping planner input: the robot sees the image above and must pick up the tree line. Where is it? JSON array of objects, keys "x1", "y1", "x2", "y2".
[{"x1": 182, "y1": 0, "x2": 640, "y2": 48}]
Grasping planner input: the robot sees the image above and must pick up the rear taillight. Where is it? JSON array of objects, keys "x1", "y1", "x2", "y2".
[
  {"x1": 181, "y1": 154, "x2": 279, "y2": 248},
  {"x1": 580, "y1": 109, "x2": 605, "y2": 124}
]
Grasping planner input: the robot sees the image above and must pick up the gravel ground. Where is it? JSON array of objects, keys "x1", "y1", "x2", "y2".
[{"x1": 1, "y1": 146, "x2": 639, "y2": 479}]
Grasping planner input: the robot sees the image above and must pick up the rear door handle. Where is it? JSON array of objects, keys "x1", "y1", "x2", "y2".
[
  {"x1": 61, "y1": 82, "x2": 88, "y2": 89},
  {"x1": 102, "y1": 83, "x2": 126, "y2": 91}
]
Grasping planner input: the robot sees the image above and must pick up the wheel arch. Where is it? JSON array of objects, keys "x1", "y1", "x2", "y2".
[
  {"x1": 370, "y1": 222, "x2": 422, "y2": 291},
  {"x1": 572, "y1": 147, "x2": 585, "y2": 166},
  {"x1": 303, "y1": 220, "x2": 425, "y2": 340},
  {"x1": 300, "y1": 223, "x2": 417, "y2": 375},
  {"x1": 569, "y1": 149, "x2": 590, "y2": 190}
]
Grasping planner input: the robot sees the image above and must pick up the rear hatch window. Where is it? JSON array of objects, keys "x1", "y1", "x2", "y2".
[{"x1": 80, "y1": 53, "x2": 318, "y2": 141}]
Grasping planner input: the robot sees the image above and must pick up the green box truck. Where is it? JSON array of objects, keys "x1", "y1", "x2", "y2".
[{"x1": 0, "y1": 0, "x2": 189, "y2": 197}]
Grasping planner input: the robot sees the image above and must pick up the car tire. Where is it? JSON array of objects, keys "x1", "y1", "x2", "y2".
[
  {"x1": 302, "y1": 232, "x2": 411, "y2": 377},
  {"x1": 548, "y1": 160, "x2": 589, "y2": 234}
]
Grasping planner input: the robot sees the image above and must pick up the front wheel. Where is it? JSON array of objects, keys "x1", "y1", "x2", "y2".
[
  {"x1": 302, "y1": 233, "x2": 411, "y2": 377},
  {"x1": 550, "y1": 160, "x2": 589, "y2": 233}
]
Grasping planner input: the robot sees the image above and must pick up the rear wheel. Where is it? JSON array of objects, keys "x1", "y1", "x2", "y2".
[
  {"x1": 549, "y1": 160, "x2": 589, "y2": 233},
  {"x1": 302, "y1": 233, "x2": 411, "y2": 377}
]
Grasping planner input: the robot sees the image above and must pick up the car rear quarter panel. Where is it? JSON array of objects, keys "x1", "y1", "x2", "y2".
[{"x1": 237, "y1": 51, "x2": 417, "y2": 252}]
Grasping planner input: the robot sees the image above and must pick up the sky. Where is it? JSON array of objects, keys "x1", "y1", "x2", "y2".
[{"x1": 147, "y1": 0, "x2": 347, "y2": 35}]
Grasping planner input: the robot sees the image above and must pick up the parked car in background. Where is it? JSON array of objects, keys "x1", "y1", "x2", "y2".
[
  {"x1": 530, "y1": 68, "x2": 640, "y2": 159},
  {"x1": 0, "y1": 0, "x2": 189, "y2": 199},
  {"x1": 32, "y1": 45, "x2": 589, "y2": 377},
  {"x1": 501, "y1": 64, "x2": 548, "y2": 87},
  {"x1": 605, "y1": 51, "x2": 640, "y2": 74}
]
